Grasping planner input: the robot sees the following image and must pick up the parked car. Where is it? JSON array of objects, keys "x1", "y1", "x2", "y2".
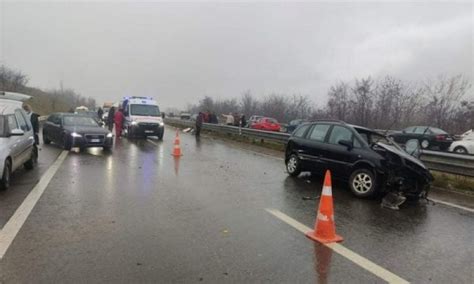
[
  {"x1": 246, "y1": 115, "x2": 263, "y2": 127},
  {"x1": 389, "y1": 126, "x2": 453, "y2": 150},
  {"x1": 0, "y1": 92, "x2": 37, "y2": 190},
  {"x1": 43, "y1": 113, "x2": 113, "y2": 151},
  {"x1": 285, "y1": 120, "x2": 433, "y2": 201},
  {"x1": 286, "y1": 119, "x2": 308, "y2": 134},
  {"x1": 180, "y1": 113, "x2": 191, "y2": 120},
  {"x1": 250, "y1": 117, "x2": 281, "y2": 132},
  {"x1": 448, "y1": 129, "x2": 474, "y2": 154}
]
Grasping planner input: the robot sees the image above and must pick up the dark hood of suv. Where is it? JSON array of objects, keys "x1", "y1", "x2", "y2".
[{"x1": 376, "y1": 142, "x2": 427, "y2": 170}]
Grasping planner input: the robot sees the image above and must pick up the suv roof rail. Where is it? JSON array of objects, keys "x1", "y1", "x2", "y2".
[
  {"x1": 310, "y1": 119, "x2": 348, "y2": 124},
  {"x1": 0, "y1": 91, "x2": 31, "y2": 102}
]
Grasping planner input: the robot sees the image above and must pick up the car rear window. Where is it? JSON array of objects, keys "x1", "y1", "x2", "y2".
[
  {"x1": 414, "y1": 127, "x2": 428, "y2": 134},
  {"x1": 308, "y1": 124, "x2": 330, "y2": 142},
  {"x1": 429, "y1": 127, "x2": 447, "y2": 134},
  {"x1": 328, "y1": 126, "x2": 353, "y2": 145}
]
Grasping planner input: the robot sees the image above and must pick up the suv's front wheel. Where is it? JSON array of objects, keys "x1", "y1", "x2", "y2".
[
  {"x1": 349, "y1": 168, "x2": 377, "y2": 198},
  {"x1": 286, "y1": 154, "x2": 301, "y2": 177}
]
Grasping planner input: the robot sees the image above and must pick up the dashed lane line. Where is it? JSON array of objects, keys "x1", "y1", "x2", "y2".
[
  {"x1": 265, "y1": 208, "x2": 409, "y2": 284},
  {"x1": 0, "y1": 150, "x2": 69, "y2": 259},
  {"x1": 428, "y1": 198, "x2": 474, "y2": 213}
]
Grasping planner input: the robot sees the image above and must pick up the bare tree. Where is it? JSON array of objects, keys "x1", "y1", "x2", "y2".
[
  {"x1": 240, "y1": 90, "x2": 259, "y2": 117},
  {"x1": 327, "y1": 82, "x2": 350, "y2": 121},
  {"x1": 351, "y1": 77, "x2": 374, "y2": 126}
]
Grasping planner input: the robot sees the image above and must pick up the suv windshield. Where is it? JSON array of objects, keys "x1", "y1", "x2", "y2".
[
  {"x1": 63, "y1": 116, "x2": 98, "y2": 127},
  {"x1": 0, "y1": 116, "x2": 5, "y2": 136},
  {"x1": 130, "y1": 104, "x2": 160, "y2": 116},
  {"x1": 356, "y1": 128, "x2": 403, "y2": 151}
]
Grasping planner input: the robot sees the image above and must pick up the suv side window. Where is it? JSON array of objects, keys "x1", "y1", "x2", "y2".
[
  {"x1": 293, "y1": 124, "x2": 310, "y2": 138},
  {"x1": 14, "y1": 110, "x2": 28, "y2": 131},
  {"x1": 7, "y1": 115, "x2": 18, "y2": 131},
  {"x1": 328, "y1": 126, "x2": 353, "y2": 145},
  {"x1": 308, "y1": 124, "x2": 330, "y2": 142},
  {"x1": 48, "y1": 115, "x2": 56, "y2": 123}
]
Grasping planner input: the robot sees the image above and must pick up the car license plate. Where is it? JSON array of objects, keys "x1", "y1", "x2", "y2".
[
  {"x1": 145, "y1": 130, "x2": 153, "y2": 133},
  {"x1": 91, "y1": 139, "x2": 100, "y2": 143}
]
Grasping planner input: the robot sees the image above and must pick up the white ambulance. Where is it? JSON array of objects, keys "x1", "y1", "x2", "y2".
[{"x1": 121, "y1": 96, "x2": 164, "y2": 139}]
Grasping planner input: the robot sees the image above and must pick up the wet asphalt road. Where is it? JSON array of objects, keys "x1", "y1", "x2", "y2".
[{"x1": 0, "y1": 126, "x2": 473, "y2": 283}]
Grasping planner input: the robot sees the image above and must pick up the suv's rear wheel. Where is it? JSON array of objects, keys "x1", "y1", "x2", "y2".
[
  {"x1": 1, "y1": 160, "x2": 12, "y2": 190},
  {"x1": 286, "y1": 154, "x2": 301, "y2": 177},
  {"x1": 349, "y1": 168, "x2": 377, "y2": 198}
]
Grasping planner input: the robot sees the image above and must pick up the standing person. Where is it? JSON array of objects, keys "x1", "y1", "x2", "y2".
[
  {"x1": 240, "y1": 115, "x2": 247, "y2": 128},
  {"x1": 107, "y1": 107, "x2": 115, "y2": 131},
  {"x1": 195, "y1": 112, "x2": 203, "y2": 137},
  {"x1": 22, "y1": 104, "x2": 40, "y2": 145},
  {"x1": 114, "y1": 108, "x2": 125, "y2": 138},
  {"x1": 97, "y1": 107, "x2": 104, "y2": 122},
  {"x1": 221, "y1": 113, "x2": 234, "y2": 126}
]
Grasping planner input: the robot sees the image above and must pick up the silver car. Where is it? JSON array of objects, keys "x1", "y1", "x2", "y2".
[{"x1": 0, "y1": 92, "x2": 37, "y2": 190}]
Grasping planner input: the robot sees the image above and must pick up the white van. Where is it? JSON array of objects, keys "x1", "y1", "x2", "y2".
[
  {"x1": 0, "y1": 92, "x2": 37, "y2": 190},
  {"x1": 121, "y1": 96, "x2": 164, "y2": 139}
]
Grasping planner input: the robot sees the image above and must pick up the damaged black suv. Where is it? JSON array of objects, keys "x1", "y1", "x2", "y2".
[{"x1": 285, "y1": 120, "x2": 433, "y2": 201}]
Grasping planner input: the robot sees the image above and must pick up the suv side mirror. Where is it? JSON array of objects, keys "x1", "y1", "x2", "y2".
[
  {"x1": 10, "y1": 129, "x2": 25, "y2": 136},
  {"x1": 338, "y1": 139, "x2": 353, "y2": 150},
  {"x1": 405, "y1": 139, "x2": 421, "y2": 158}
]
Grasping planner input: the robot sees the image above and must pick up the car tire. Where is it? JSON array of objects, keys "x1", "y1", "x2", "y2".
[
  {"x1": 349, "y1": 168, "x2": 377, "y2": 198},
  {"x1": 453, "y1": 146, "x2": 468, "y2": 154},
  {"x1": 158, "y1": 131, "x2": 164, "y2": 140},
  {"x1": 286, "y1": 154, "x2": 302, "y2": 177},
  {"x1": 1, "y1": 159, "x2": 12, "y2": 190},
  {"x1": 103, "y1": 146, "x2": 112, "y2": 152},
  {"x1": 421, "y1": 139, "x2": 430, "y2": 149},
  {"x1": 43, "y1": 131, "x2": 51, "y2": 144}
]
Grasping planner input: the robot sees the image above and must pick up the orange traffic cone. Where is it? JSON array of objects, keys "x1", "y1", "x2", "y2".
[
  {"x1": 172, "y1": 129, "x2": 183, "y2": 157},
  {"x1": 306, "y1": 170, "x2": 343, "y2": 243}
]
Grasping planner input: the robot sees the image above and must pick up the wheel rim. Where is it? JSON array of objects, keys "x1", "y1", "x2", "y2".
[
  {"x1": 455, "y1": 147, "x2": 466, "y2": 154},
  {"x1": 421, "y1": 140, "x2": 429, "y2": 148},
  {"x1": 352, "y1": 173, "x2": 373, "y2": 194},
  {"x1": 287, "y1": 157, "x2": 297, "y2": 173}
]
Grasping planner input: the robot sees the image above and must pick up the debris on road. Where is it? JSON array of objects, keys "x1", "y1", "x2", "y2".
[
  {"x1": 381, "y1": 192, "x2": 407, "y2": 210},
  {"x1": 302, "y1": 196, "x2": 320, "y2": 200}
]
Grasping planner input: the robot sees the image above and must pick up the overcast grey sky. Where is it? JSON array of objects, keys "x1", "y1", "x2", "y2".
[{"x1": 1, "y1": 1, "x2": 472, "y2": 109}]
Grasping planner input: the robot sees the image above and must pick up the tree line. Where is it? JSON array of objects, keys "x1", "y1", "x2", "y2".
[
  {"x1": 1, "y1": 65, "x2": 96, "y2": 115},
  {"x1": 184, "y1": 75, "x2": 472, "y2": 134}
]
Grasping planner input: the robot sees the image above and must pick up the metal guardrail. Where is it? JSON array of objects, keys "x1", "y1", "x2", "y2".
[
  {"x1": 420, "y1": 150, "x2": 474, "y2": 177},
  {"x1": 165, "y1": 118, "x2": 474, "y2": 177}
]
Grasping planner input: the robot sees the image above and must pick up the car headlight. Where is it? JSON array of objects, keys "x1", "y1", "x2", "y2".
[
  {"x1": 159, "y1": 122, "x2": 164, "y2": 126},
  {"x1": 71, "y1": 132, "x2": 82, "y2": 138},
  {"x1": 131, "y1": 121, "x2": 138, "y2": 125},
  {"x1": 106, "y1": 133, "x2": 113, "y2": 138}
]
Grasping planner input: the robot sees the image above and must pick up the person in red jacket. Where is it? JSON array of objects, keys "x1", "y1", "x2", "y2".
[{"x1": 114, "y1": 108, "x2": 125, "y2": 138}]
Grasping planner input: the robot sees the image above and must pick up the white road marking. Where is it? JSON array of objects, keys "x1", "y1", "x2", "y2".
[
  {"x1": 0, "y1": 150, "x2": 69, "y2": 259},
  {"x1": 428, "y1": 198, "x2": 474, "y2": 213},
  {"x1": 147, "y1": 139, "x2": 160, "y2": 146},
  {"x1": 265, "y1": 208, "x2": 409, "y2": 284}
]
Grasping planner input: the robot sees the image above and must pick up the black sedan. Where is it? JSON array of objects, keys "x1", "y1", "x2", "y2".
[
  {"x1": 389, "y1": 126, "x2": 453, "y2": 150},
  {"x1": 43, "y1": 113, "x2": 113, "y2": 151}
]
